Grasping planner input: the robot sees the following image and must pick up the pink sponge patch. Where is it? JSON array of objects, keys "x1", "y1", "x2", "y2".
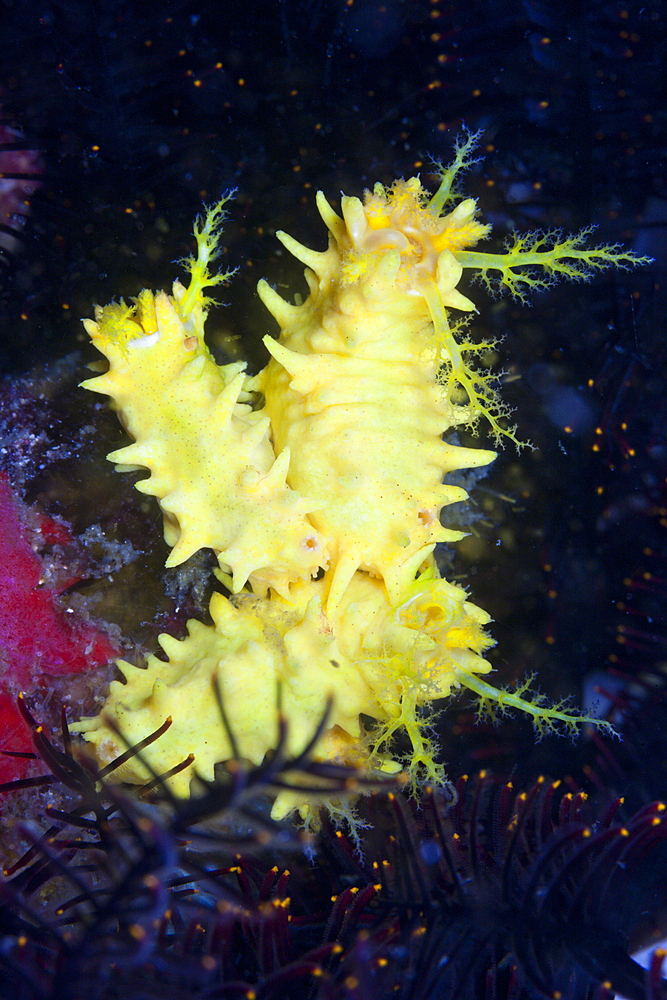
[
  {"x1": 0, "y1": 473, "x2": 117, "y2": 684},
  {"x1": 0, "y1": 473, "x2": 118, "y2": 784},
  {"x1": 0, "y1": 690, "x2": 32, "y2": 785}
]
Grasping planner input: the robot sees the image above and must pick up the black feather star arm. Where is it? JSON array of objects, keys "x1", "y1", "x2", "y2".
[
  {"x1": 0, "y1": 694, "x2": 393, "y2": 1000},
  {"x1": 316, "y1": 776, "x2": 667, "y2": 1000},
  {"x1": 2, "y1": 691, "x2": 667, "y2": 1000}
]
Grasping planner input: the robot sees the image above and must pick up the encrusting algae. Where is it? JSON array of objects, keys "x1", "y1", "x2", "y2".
[{"x1": 73, "y1": 133, "x2": 647, "y2": 825}]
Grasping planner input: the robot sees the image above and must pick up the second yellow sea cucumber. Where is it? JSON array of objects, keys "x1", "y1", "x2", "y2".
[{"x1": 73, "y1": 133, "x2": 643, "y2": 823}]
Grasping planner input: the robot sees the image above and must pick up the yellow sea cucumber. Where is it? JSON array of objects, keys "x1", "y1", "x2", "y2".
[{"x1": 73, "y1": 133, "x2": 644, "y2": 822}]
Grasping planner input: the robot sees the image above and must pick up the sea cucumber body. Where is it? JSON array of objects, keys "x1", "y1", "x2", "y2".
[{"x1": 76, "y1": 151, "x2": 646, "y2": 814}]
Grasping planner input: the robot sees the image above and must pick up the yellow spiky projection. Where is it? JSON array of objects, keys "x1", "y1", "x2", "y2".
[{"x1": 74, "y1": 133, "x2": 638, "y2": 823}]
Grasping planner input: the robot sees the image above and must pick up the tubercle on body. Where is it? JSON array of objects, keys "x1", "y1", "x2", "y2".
[{"x1": 73, "y1": 133, "x2": 644, "y2": 826}]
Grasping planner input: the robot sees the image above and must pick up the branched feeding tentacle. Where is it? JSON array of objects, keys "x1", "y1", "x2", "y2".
[
  {"x1": 454, "y1": 668, "x2": 618, "y2": 740},
  {"x1": 457, "y1": 226, "x2": 652, "y2": 302}
]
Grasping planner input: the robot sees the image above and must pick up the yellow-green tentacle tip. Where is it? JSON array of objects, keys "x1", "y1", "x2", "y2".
[
  {"x1": 428, "y1": 128, "x2": 484, "y2": 216},
  {"x1": 177, "y1": 193, "x2": 238, "y2": 320},
  {"x1": 455, "y1": 668, "x2": 618, "y2": 739},
  {"x1": 456, "y1": 228, "x2": 654, "y2": 303}
]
